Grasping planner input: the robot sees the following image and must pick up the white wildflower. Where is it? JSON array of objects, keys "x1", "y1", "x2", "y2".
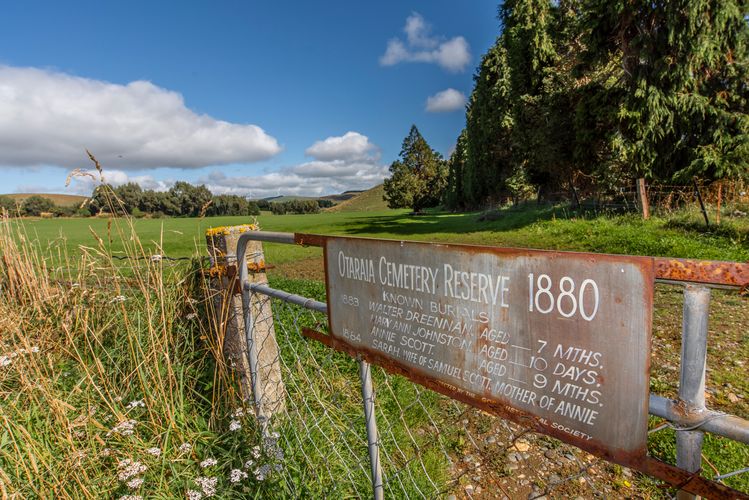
[
  {"x1": 110, "y1": 295, "x2": 127, "y2": 303},
  {"x1": 146, "y1": 447, "x2": 161, "y2": 457},
  {"x1": 251, "y1": 446, "x2": 261, "y2": 459},
  {"x1": 229, "y1": 420, "x2": 241, "y2": 432},
  {"x1": 200, "y1": 458, "x2": 217, "y2": 468},
  {"x1": 100, "y1": 448, "x2": 112, "y2": 457},
  {"x1": 0, "y1": 356, "x2": 11, "y2": 367},
  {"x1": 186, "y1": 313, "x2": 197, "y2": 320},
  {"x1": 178, "y1": 442, "x2": 193, "y2": 453},
  {"x1": 126, "y1": 477, "x2": 144, "y2": 489},
  {"x1": 117, "y1": 459, "x2": 147, "y2": 481},
  {"x1": 119, "y1": 496, "x2": 143, "y2": 500},
  {"x1": 150, "y1": 254, "x2": 162, "y2": 262},
  {"x1": 30, "y1": 346, "x2": 40, "y2": 353},
  {"x1": 108, "y1": 419, "x2": 137, "y2": 437},
  {"x1": 186, "y1": 489, "x2": 202, "y2": 500},
  {"x1": 230, "y1": 407, "x2": 246, "y2": 418},
  {"x1": 229, "y1": 468, "x2": 248, "y2": 483},
  {"x1": 243, "y1": 459, "x2": 254, "y2": 469},
  {"x1": 254, "y1": 464, "x2": 271, "y2": 481},
  {"x1": 195, "y1": 476, "x2": 217, "y2": 497},
  {"x1": 126, "y1": 400, "x2": 145, "y2": 410},
  {"x1": 114, "y1": 396, "x2": 123, "y2": 402},
  {"x1": 270, "y1": 431, "x2": 280, "y2": 439}
]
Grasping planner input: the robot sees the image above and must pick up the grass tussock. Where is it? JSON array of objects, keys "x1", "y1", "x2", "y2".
[{"x1": 0, "y1": 210, "x2": 284, "y2": 498}]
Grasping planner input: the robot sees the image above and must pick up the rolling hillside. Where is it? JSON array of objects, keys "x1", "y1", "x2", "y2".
[
  {"x1": 325, "y1": 184, "x2": 388, "y2": 212},
  {"x1": 1, "y1": 193, "x2": 88, "y2": 207}
]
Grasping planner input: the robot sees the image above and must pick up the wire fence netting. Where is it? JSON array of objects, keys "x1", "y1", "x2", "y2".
[{"x1": 246, "y1": 290, "x2": 648, "y2": 499}]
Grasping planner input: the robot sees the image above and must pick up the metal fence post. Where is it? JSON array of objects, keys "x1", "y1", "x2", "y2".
[
  {"x1": 359, "y1": 358, "x2": 384, "y2": 500},
  {"x1": 676, "y1": 285, "x2": 710, "y2": 500}
]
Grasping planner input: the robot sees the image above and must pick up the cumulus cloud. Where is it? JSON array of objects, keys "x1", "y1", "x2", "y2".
[
  {"x1": 0, "y1": 65, "x2": 281, "y2": 170},
  {"x1": 379, "y1": 13, "x2": 470, "y2": 72},
  {"x1": 203, "y1": 132, "x2": 387, "y2": 198},
  {"x1": 425, "y1": 88, "x2": 466, "y2": 113},
  {"x1": 304, "y1": 131, "x2": 378, "y2": 161},
  {"x1": 60, "y1": 169, "x2": 173, "y2": 195}
]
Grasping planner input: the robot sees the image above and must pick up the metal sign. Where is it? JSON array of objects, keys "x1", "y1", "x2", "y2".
[{"x1": 324, "y1": 236, "x2": 654, "y2": 461}]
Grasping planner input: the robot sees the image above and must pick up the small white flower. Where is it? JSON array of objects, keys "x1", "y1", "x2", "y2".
[
  {"x1": 114, "y1": 396, "x2": 123, "y2": 402},
  {"x1": 230, "y1": 407, "x2": 246, "y2": 418},
  {"x1": 108, "y1": 419, "x2": 137, "y2": 437},
  {"x1": 186, "y1": 313, "x2": 197, "y2": 320},
  {"x1": 150, "y1": 254, "x2": 162, "y2": 262},
  {"x1": 243, "y1": 459, "x2": 254, "y2": 470},
  {"x1": 126, "y1": 477, "x2": 144, "y2": 489},
  {"x1": 178, "y1": 442, "x2": 192, "y2": 453},
  {"x1": 0, "y1": 356, "x2": 11, "y2": 367},
  {"x1": 126, "y1": 400, "x2": 145, "y2": 410},
  {"x1": 117, "y1": 459, "x2": 147, "y2": 481},
  {"x1": 254, "y1": 464, "x2": 271, "y2": 481},
  {"x1": 270, "y1": 431, "x2": 280, "y2": 439},
  {"x1": 119, "y1": 496, "x2": 143, "y2": 500},
  {"x1": 200, "y1": 458, "x2": 217, "y2": 468},
  {"x1": 229, "y1": 468, "x2": 248, "y2": 483},
  {"x1": 186, "y1": 489, "x2": 203, "y2": 500},
  {"x1": 229, "y1": 420, "x2": 241, "y2": 432},
  {"x1": 251, "y1": 446, "x2": 261, "y2": 459},
  {"x1": 146, "y1": 447, "x2": 161, "y2": 457},
  {"x1": 195, "y1": 476, "x2": 217, "y2": 497},
  {"x1": 30, "y1": 346, "x2": 40, "y2": 353},
  {"x1": 110, "y1": 295, "x2": 127, "y2": 303},
  {"x1": 100, "y1": 448, "x2": 112, "y2": 457}
]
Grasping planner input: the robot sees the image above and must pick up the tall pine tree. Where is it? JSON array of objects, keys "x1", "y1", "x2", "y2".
[{"x1": 383, "y1": 125, "x2": 448, "y2": 212}]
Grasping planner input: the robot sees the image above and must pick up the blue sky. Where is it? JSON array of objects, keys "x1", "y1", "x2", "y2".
[{"x1": 0, "y1": 1, "x2": 500, "y2": 198}]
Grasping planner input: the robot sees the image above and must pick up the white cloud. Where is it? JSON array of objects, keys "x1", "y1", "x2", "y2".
[
  {"x1": 62, "y1": 132, "x2": 387, "y2": 199},
  {"x1": 0, "y1": 65, "x2": 281, "y2": 170},
  {"x1": 425, "y1": 88, "x2": 466, "y2": 113},
  {"x1": 379, "y1": 13, "x2": 470, "y2": 72},
  {"x1": 61, "y1": 169, "x2": 173, "y2": 195},
  {"x1": 204, "y1": 132, "x2": 387, "y2": 198},
  {"x1": 304, "y1": 131, "x2": 378, "y2": 161}
]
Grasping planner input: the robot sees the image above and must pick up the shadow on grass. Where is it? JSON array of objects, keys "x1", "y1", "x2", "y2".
[
  {"x1": 336, "y1": 204, "x2": 570, "y2": 238},
  {"x1": 664, "y1": 218, "x2": 749, "y2": 246}
]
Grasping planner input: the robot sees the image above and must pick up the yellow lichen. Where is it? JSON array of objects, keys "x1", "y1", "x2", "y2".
[{"x1": 205, "y1": 224, "x2": 259, "y2": 237}]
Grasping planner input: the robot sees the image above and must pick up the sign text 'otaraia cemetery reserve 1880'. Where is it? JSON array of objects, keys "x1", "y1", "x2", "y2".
[{"x1": 324, "y1": 237, "x2": 654, "y2": 459}]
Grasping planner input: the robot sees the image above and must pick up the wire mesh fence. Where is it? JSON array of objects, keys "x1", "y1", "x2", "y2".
[{"x1": 245, "y1": 287, "x2": 658, "y2": 499}]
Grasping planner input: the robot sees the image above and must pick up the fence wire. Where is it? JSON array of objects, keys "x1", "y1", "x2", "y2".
[{"x1": 247, "y1": 290, "x2": 640, "y2": 499}]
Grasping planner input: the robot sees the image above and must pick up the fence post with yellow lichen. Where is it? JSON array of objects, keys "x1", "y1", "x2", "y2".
[{"x1": 205, "y1": 224, "x2": 286, "y2": 421}]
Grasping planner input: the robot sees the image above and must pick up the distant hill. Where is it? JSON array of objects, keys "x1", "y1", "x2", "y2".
[
  {"x1": 261, "y1": 195, "x2": 319, "y2": 203},
  {"x1": 325, "y1": 184, "x2": 388, "y2": 212},
  {"x1": 257, "y1": 190, "x2": 364, "y2": 205},
  {"x1": 1, "y1": 193, "x2": 88, "y2": 207}
]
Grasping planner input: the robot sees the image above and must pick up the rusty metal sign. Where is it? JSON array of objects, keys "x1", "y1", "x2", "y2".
[{"x1": 323, "y1": 236, "x2": 654, "y2": 461}]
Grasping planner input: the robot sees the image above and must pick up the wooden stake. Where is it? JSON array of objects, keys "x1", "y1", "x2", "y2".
[{"x1": 637, "y1": 178, "x2": 650, "y2": 219}]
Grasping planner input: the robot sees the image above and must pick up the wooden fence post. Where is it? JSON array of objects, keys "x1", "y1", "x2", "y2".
[
  {"x1": 637, "y1": 178, "x2": 650, "y2": 219},
  {"x1": 206, "y1": 225, "x2": 285, "y2": 420}
]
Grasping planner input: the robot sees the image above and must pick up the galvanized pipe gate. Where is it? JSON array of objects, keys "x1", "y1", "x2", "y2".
[{"x1": 236, "y1": 231, "x2": 748, "y2": 499}]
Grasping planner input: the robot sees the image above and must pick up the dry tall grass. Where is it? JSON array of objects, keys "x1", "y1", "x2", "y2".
[{"x1": 0, "y1": 201, "x2": 270, "y2": 498}]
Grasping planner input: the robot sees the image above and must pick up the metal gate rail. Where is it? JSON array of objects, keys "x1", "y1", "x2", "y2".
[{"x1": 237, "y1": 231, "x2": 749, "y2": 499}]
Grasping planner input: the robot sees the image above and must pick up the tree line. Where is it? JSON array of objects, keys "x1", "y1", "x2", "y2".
[
  {"x1": 0, "y1": 183, "x2": 338, "y2": 217},
  {"x1": 386, "y1": 0, "x2": 749, "y2": 211}
]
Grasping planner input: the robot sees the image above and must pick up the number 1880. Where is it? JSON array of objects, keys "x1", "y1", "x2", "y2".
[{"x1": 528, "y1": 273, "x2": 599, "y2": 321}]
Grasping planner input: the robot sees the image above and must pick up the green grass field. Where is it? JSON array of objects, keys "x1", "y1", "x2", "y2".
[
  {"x1": 17, "y1": 204, "x2": 749, "y2": 266},
  {"x1": 2, "y1": 203, "x2": 748, "y2": 497}
]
